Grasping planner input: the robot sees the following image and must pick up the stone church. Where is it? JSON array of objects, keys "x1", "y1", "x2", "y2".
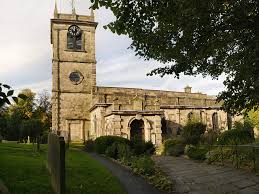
[{"x1": 51, "y1": 6, "x2": 234, "y2": 146}]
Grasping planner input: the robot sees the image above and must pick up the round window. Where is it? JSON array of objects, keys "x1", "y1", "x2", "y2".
[{"x1": 69, "y1": 71, "x2": 83, "y2": 85}]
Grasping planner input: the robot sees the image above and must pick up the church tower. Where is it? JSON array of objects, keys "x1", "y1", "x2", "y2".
[{"x1": 51, "y1": 3, "x2": 97, "y2": 141}]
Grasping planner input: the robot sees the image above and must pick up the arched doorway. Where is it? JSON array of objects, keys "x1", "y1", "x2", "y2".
[{"x1": 130, "y1": 119, "x2": 144, "y2": 141}]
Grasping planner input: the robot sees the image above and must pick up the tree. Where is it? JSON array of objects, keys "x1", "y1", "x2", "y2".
[
  {"x1": 34, "y1": 90, "x2": 52, "y2": 131},
  {"x1": 0, "y1": 83, "x2": 26, "y2": 108},
  {"x1": 182, "y1": 120, "x2": 206, "y2": 145},
  {"x1": 248, "y1": 109, "x2": 259, "y2": 134},
  {"x1": 91, "y1": 0, "x2": 259, "y2": 114},
  {"x1": 0, "y1": 88, "x2": 51, "y2": 142},
  {"x1": 8, "y1": 89, "x2": 36, "y2": 120},
  {"x1": 20, "y1": 119, "x2": 43, "y2": 143},
  {"x1": 5, "y1": 89, "x2": 35, "y2": 141},
  {"x1": 0, "y1": 106, "x2": 8, "y2": 139}
]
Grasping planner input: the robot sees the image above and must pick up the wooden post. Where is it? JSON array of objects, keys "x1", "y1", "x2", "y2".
[{"x1": 47, "y1": 133, "x2": 65, "y2": 194}]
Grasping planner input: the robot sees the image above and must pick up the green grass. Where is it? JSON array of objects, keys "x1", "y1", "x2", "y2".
[
  {"x1": 66, "y1": 149, "x2": 124, "y2": 194},
  {"x1": 0, "y1": 143, "x2": 125, "y2": 194},
  {"x1": 0, "y1": 143, "x2": 52, "y2": 194}
]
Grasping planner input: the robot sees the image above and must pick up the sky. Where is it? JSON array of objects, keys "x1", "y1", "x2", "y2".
[{"x1": 0, "y1": 0, "x2": 225, "y2": 96}]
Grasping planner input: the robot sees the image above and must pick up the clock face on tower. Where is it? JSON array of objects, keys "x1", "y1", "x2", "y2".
[{"x1": 68, "y1": 25, "x2": 81, "y2": 37}]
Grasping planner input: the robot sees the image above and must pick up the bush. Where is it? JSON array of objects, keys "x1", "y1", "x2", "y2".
[
  {"x1": 242, "y1": 120, "x2": 255, "y2": 137},
  {"x1": 162, "y1": 139, "x2": 185, "y2": 156},
  {"x1": 182, "y1": 121, "x2": 206, "y2": 145},
  {"x1": 206, "y1": 146, "x2": 236, "y2": 164},
  {"x1": 105, "y1": 142, "x2": 133, "y2": 161},
  {"x1": 206, "y1": 146, "x2": 255, "y2": 169},
  {"x1": 131, "y1": 155, "x2": 155, "y2": 175},
  {"x1": 0, "y1": 134, "x2": 3, "y2": 143},
  {"x1": 95, "y1": 136, "x2": 130, "y2": 154},
  {"x1": 130, "y1": 138, "x2": 155, "y2": 156},
  {"x1": 117, "y1": 143, "x2": 132, "y2": 161},
  {"x1": 84, "y1": 139, "x2": 95, "y2": 152},
  {"x1": 217, "y1": 129, "x2": 254, "y2": 145},
  {"x1": 143, "y1": 141, "x2": 156, "y2": 155},
  {"x1": 200, "y1": 129, "x2": 219, "y2": 145},
  {"x1": 185, "y1": 145, "x2": 207, "y2": 160},
  {"x1": 105, "y1": 142, "x2": 119, "y2": 159}
]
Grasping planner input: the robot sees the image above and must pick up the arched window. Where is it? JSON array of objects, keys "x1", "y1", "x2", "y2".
[
  {"x1": 212, "y1": 112, "x2": 219, "y2": 131},
  {"x1": 67, "y1": 25, "x2": 82, "y2": 50},
  {"x1": 93, "y1": 115, "x2": 97, "y2": 133},
  {"x1": 200, "y1": 111, "x2": 205, "y2": 123},
  {"x1": 187, "y1": 112, "x2": 194, "y2": 121},
  {"x1": 227, "y1": 113, "x2": 232, "y2": 130}
]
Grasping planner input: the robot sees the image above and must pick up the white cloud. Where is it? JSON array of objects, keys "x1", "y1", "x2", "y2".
[
  {"x1": 14, "y1": 79, "x2": 52, "y2": 95},
  {"x1": 97, "y1": 52, "x2": 225, "y2": 95},
  {"x1": 0, "y1": 0, "x2": 225, "y2": 96}
]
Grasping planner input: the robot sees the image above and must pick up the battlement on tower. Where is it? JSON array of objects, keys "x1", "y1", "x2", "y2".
[{"x1": 53, "y1": 13, "x2": 95, "y2": 22}]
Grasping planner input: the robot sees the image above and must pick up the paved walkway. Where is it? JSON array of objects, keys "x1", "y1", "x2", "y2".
[
  {"x1": 87, "y1": 153, "x2": 161, "y2": 194},
  {"x1": 154, "y1": 156, "x2": 259, "y2": 194},
  {"x1": 0, "y1": 179, "x2": 10, "y2": 194}
]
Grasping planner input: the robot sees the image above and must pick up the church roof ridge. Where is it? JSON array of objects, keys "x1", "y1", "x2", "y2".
[{"x1": 96, "y1": 85, "x2": 209, "y2": 96}]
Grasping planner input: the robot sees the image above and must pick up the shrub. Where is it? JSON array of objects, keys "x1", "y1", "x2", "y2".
[
  {"x1": 162, "y1": 139, "x2": 185, "y2": 157},
  {"x1": 182, "y1": 121, "x2": 206, "y2": 145},
  {"x1": 200, "y1": 129, "x2": 219, "y2": 145},
  {"x1": 143, "y1": 141, "x2": 156, "y2": 155},
  {"x1": 131, "y1": 155, "x2": 155, "y2": 175},
  {"x1": 117, "y1": 143, "x2": 132, "y2": 161},
  {"x1": 185, "y1": 145, "x2": 207, "y2": 160},
  {"x1": 217, "y1": 129, "x2": 254, "y2": 145},
  {"x1": 206, "y1": 146, "x2": 255, "y2": 168},
  {"x1": 0, "y1": 133, "x2": 3, "y2": 143},
  {"x1": 84, "y1": 139, "x2": 95, "y2": 152},
  {"x1": 95, "y1": 136, "x2": 130, "y2": 154},
  {"x1": 105, "y1": 142, "x2": 133, "y2": 161},
  {"x1": 206, "y1": 147, "x2": 233, "y2": 164},
  {"x1": 130, "y1": 138, "x2": 155, "y2": 156},
  {"x1": 243, "y1": 120, "x2": 255, "y2": 137},
  {"x1": 105, "y1": 142, "x2": 119, "y2": 159}
]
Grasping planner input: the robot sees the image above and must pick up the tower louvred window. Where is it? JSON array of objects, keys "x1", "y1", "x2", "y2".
[{"x1": 67, "y1": 25, "x2": 82, "y2": 50}]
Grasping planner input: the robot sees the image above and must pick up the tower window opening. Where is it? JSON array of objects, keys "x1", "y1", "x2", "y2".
[{"x1": 67, "y1": 25, "x2": 82, "y2": 50}]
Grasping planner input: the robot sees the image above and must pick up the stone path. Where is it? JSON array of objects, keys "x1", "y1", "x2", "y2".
[
  {"x1": 88, "y1": 153, "x2": 161, "y2": 194},
  {"x1": 154, "y1": 156, "x2": 259, "y2": 194},
  {"x1": 0, "y1": 179, "x2": 10, "y2": 194}
]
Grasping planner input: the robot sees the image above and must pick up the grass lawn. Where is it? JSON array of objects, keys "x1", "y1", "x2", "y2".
[{"x1": 0, "y1": 143, "x2": 125, "y2": 194}]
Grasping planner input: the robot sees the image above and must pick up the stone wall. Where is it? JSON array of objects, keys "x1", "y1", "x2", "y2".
[
  {"x1": 51, "y1": 12, "x2": 97, "y2": 141},
  {"x1": 100, "y1": 112, "x2": 163, "y2": 146},
  {"x1": 93, "y1": 86, "x2": 220, "y2": 110}
]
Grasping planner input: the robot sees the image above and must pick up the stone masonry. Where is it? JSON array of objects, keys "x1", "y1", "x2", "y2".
[{"x1": 51, "y1": 7, "x2": 241, "y2": 146}]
